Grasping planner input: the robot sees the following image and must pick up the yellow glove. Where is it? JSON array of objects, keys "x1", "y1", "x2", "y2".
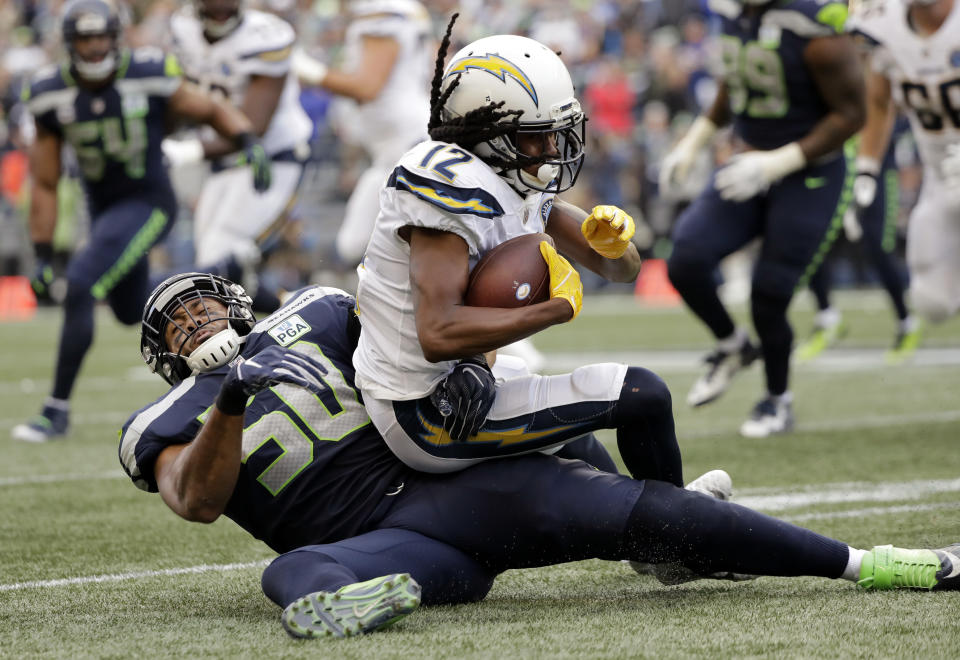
[
  {"x1": 581, "y1": 205, "x2": 635, "y2": 259},
  {"x1": 539, "y1": 241, "x2": 583, "y2": 320}
]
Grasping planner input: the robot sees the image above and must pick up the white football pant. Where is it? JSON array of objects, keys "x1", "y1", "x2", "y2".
[
  {"x1": 193, "y1": 161, "x2": 303, "y2": 266},
  {"x1": 906, "y1": 173, "x2": 960, "y2": 322}
]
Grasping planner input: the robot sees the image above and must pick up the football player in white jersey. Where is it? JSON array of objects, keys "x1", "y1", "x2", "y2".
[
  {"x1": 294, "y1": 0, "x2": 433, "y2": 267},
  {"x1": 343, "y1": 22, "x2": 713, "y2": 485},
  {"x1": 162, "y1": 0, "x2": 313, "y2": 309},
  {"x1": 848, "y1": 0, "x2": 960, "y2": 322}
]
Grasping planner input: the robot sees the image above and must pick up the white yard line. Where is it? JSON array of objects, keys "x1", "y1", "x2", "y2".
[
  {"x1": 0, "y1": 560, "x2": 270, "y2": 592},
  {"x1": 1, "y1": 477, "x2": 958, "y2": 592}
]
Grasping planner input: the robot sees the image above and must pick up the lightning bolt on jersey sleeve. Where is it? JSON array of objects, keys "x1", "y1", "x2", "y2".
[
  {"x1": 169, "y1": 8, "x2": 311, "y2": 156},
  {"x1": 119, "y1": 287, "x2": 409, "y2": 552},
  {"x1": 353, "y1": 140, "x2": 557, "y2": 400}
]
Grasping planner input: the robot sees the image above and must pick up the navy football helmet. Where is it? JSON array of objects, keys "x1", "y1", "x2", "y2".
[
  {"x1": 61, "y1": 0, "x2": 122, "y2": 82},
  {"x1": 141, "y1": 273, "x2": 256, "y2": 385}
]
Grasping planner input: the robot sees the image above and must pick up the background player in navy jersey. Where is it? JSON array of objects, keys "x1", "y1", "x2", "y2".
[
  {"x1": 796, "y1": 136, "x2": 922, "y2": 364},
  {"x1": 11, "y1": 0, "x2": 271, "y2": 443},
  {"x1": 120, "y1": 272, "x2": 958, "y2": 640},
  {"x1": 661, "y1": 0, "x2": 865, "y2": 437}
]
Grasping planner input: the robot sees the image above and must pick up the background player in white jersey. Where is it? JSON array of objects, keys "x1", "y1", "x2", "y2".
[
  {"x1": 162, "y1": 0, "x2": 313, "y2": 309},
  {"x1": 347, "y1": 21, "x2": 694, "y2": 481},
  {"x1": 294, "y1": 0, "x2": 433, "y2": 267},
  {"x1": 848, "y1": 0, "x2": 960, "y2": 322}
]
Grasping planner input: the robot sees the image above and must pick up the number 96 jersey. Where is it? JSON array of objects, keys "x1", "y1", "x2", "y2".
[
  {"x1": 848, "y1": 0, "x2": 960, "y2": 182},
  {"x1": 709, "y1": 0, "x2": 849, "y2": 150}
]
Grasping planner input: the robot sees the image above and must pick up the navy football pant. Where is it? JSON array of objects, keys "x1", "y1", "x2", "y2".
[
  {"x1": 809, "y1": 160, "x2": 908, "y2": 321},
  {"x1": 52, "y1": 197, "x2": 173, "y2": 400},
  {"x1": 261, "y1": 454, "x2": 849, "y2": 608},
  {"x1": 668, "y1": 154, "x2": 850, "y2": 394}
]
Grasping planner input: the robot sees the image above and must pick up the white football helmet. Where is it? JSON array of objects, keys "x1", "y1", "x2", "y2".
[
  {"x1": 194, "y1": 0, "x2": 243, "y2": 39},
  {"x1": 440, "y1": 34, "x2": 585, "y2": 194}
]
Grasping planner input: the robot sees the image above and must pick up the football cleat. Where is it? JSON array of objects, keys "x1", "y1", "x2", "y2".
[
  {"x1": 684, "y1": 469, "x2": 732, "y2": 501},
  {"x1": 795, "y1": 319, "x2": 848, "y2": 362},
  {"x1": 11, "y1": 404, "x2": 69, "y2": 443},
  {"x1": 686, "y1": 339, "x2": 761, "y2": 407},
  {"x1": 885, "y1": 322, "x2": 923, "y2": 365},
  {"x1": 857, "y1": 543, "x2": 960, "y2": 590},
  {"x1": 281, "y1": 573, "x2": 421, "y2": 639},
  {"x1": 739, "y1": 396, "x2": 794, "y2": 438}
]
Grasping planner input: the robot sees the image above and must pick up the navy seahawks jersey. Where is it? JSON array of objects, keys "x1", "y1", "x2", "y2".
[
  {"x1": 709, "y1": 0, "x2": 849, "y2": 150},
  {"x1": 23, "y1": 48, "x2": 180, "y2": 213},
  {"x1": 119, "y1": 286, "x2": 409, "y2": 553}
]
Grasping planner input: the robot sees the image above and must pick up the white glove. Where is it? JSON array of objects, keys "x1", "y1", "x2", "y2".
[
  {"x1": 714, "y1": 142, "x2": 806, "y2": 202},
  {"x1": 161, "y1": 137, "x2": 205, "y2": 167},
  {"x1": 659, "y1": 116, "x2": 717, "y2": 197},
  {"x1": 292, "y1": 47, "x2": 328, "y2": 86},
  {"x1": 941, "y1": 143, "x2": 960, "y2": 183},
  {"x1": 844, "y1": 156, "x2": 881, "y2": 243}
]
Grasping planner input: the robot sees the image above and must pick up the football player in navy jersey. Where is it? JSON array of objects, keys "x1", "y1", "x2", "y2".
[
  {"x1": 12, "y1": 0, "x2": 271, "y2": 443},
  {"x1": 119, "y1": 272, "x2": 958, "y2": 640},
  {"x1": 662, "y1": 0, "x2": 865, "y2": 437}
]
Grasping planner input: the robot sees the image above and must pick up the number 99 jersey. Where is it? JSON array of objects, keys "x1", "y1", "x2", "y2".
[
  {"x1": 709, "y1": 0, "x2": 849, "y2": 150},
  {"x1": 847, "y1": 0, "x2": 960, "y2": 182},
  {"x1": 118, "y1": 286, "x2": 408, "y2": 553}
]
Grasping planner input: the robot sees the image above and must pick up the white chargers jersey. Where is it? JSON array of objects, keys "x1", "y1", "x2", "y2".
[
  {"x1": 340, "y1": 0, "x2": 432, "y2": 149},
  {"x1": 848, "y1": 0, "x2": 960, "y2": 179},
  {"x1": 170, "y1": 7, "x2": 312, "y2": 156},
  {"x1": 353, "y1": 140, "x2": 557, "y2": 400}
]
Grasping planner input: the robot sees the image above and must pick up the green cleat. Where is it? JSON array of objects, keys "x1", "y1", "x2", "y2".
[
  {"x1": 857, "y1": 544, "x2": 960, "y2": 590},
  {"x1": 795, "y1": 321, "x2": 847, "y2": 363},
  {"x1": 885, "y1": 322, "x2": 923, "y2": 365},
  {"x1": 282, "y1": 573, "x2": 421, "y2": 639}
]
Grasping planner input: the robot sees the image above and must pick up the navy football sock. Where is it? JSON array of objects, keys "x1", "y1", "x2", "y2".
[
  {"x1": 808, "y1": 265, "x2": 832, "y2": 312},
  {"x1": 52, "y1": 286, "x2": 96, "y2": 400},
  {"x1": 751, "y1": 291, "x2": 793, "y2": 396},
  {"x1": 613, "y1": 367, "x2": 683, "y2": 487},
  {"x1": 261, "y1": 550, "x2": 358, "y2": 608},
  {"x1": 625, "y1": 480, "x2": 849, "y2": 578}
]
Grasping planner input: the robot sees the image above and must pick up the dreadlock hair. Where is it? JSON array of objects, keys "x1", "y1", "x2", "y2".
[{"x1": 427, "y1": 13, "x2": 530, "y2": 170}]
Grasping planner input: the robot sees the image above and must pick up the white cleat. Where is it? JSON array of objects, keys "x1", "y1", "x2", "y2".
[
  {"x1": 739, "y1": 397, "x2": 794, "y2": 438},
  {"x1": 684, "y1": 469, "x2": 733, "y2": 500},
  {"x1": 687, "y1": 340, "x2": 761, "y2": 407}
]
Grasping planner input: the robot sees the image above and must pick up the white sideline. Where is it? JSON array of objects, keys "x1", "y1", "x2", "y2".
[{"x1": 0, "y1": 560, "x2": 270, "y2": 592}]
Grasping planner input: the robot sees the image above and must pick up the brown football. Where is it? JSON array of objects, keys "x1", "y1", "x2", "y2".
[{"x1": 464, "y1": 233, "x2": 552, "y2": 308}]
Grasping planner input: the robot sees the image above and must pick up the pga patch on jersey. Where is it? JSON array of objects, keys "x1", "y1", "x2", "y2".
[{"x1": 267, "y1": 314, "x2": 311, "y2": 346}]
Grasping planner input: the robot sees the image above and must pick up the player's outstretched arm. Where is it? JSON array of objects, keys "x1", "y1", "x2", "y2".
[
  {"x1": 408, "y1": 228, "x2": 574, "y2": 362},
  {"x1": 295, "y1": 35, "x2": 399, "y2": 102},
  {"x1": 800, "y1": 34, "x2": 867, "y2": 162},
  {"x1": 154, "y1": 346, "x2": 329, "y2": 522},
  {"x1": 165, "y1": 81, "x2": 272, "y2": 191},
  {"x1": 26, "y1": 125, "x2": 61, "y2": 300},
  {"x1": 546, "y1": 199, "x2": 641, "y2": 283}
]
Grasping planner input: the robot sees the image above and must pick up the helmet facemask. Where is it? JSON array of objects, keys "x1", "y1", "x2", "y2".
[
  {"x1": 195, "y1": 0, "x2": 243, "y2": 39},
  {"x1": 141, "y1": 273, "x2": 255, "y2": 385},
  {"x1": 434, "y1": 32, "x2": 587, "y2": 195},
  {"x1": 61, "y1": 0, "x2": 122, "y2": 82}
]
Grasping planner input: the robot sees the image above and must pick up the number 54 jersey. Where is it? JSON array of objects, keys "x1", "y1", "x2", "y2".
[
  {"x1": 709, "y1": 0, "x2": 849, "y2": 150},
  {"x1": 848, "y1": 0, "x2": 960, "y2": 181},
  {"x1": 118, "y1": 287, "x2": 408, "y2": 553},
  {"x1": 23, "y1": 49, "x2": 182, "y2": 213}
]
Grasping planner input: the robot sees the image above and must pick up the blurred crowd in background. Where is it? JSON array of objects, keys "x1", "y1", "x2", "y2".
[{"x1": 0, "y1": 0, "x2": 923, "y2": 297}]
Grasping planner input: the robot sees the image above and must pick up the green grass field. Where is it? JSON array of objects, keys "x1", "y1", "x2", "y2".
[{"x1": 2, "y1": 291, "x2": 959, "y2": 658}]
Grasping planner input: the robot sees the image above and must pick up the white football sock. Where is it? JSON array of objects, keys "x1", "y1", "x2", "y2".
[{"x1": 841, "y1": 547, "x2": 868, "y2": 581}]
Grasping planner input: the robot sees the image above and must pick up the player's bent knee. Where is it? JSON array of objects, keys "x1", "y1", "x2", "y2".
[{"x1": 620, "y1": 366, "x2": 672, "y2": 416}]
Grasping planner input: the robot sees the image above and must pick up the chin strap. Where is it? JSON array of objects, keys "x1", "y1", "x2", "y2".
[
  {"x1": 75, "y1": 53, "x2": 116, "y2": 81},
  {"x1": 185, "y1": 328, "x2": 244, "y2": 375}
]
